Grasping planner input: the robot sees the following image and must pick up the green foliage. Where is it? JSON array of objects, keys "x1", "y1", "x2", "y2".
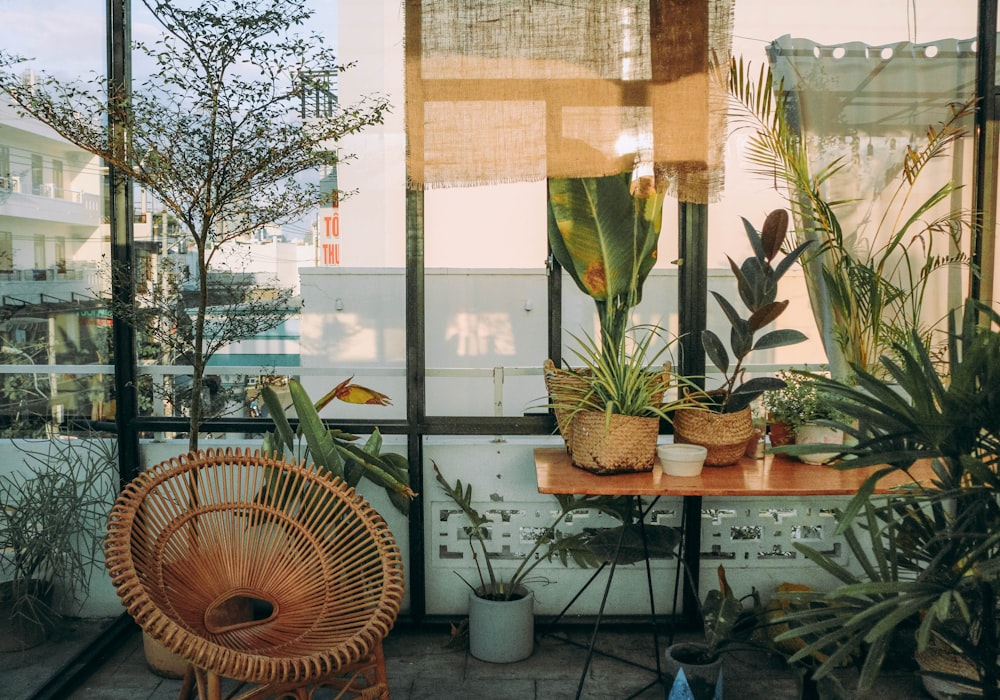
[
  {"x1": 727, "y1": 57, "x2": 975, "y2": 380},
  {"x1": 260, "y1": 378, "x2": 413, "y2": 516},
  {"x1": 770, "y1": 299, "x2": 1000, "y2": 697},
  {"x1": 0, "y1": 437, "x2": 117, "y2": 626},
  {"x1": 432, "y1": 462, "x2": 623, "y2": 601},
  {"x1": 701, "y1": 210, "x2": 811, "y2": 412},
  {"x1": 762, "y1": 368, "x2": 848, "y2": 430},
  {"x1": 554, "y1": 324, "x2": 700, "y2": 421},
  {"x1": 547, "y1": 171, "x2": 664, "y2": 352}
]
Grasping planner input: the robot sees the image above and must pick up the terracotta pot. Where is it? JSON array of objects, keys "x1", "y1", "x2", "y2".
[{"x1": 768, "y1": 421, "x2": 795, "y2": 448}]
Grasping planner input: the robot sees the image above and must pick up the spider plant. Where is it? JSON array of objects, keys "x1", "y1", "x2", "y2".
[{"x1": 554, "y1": 324, "x2": 701, "y2": 425}]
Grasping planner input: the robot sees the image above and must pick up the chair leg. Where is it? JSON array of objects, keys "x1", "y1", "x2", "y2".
[
  {"x1": 372, "y1": 642, "x2": 390, "y2": 700},
  {"x1": 177, "y1": 665, "x2": 196, "y2": 700}
]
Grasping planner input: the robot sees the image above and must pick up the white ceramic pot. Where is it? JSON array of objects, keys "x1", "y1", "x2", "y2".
[
  {"x1": 468, "y1": 585, "x2": 534, "y2": 663},
  {"x1": 657, "y1": 443, "x2": 708, "y2": 477},
  {"x1": 794, "y1": 423, "x2": 845, "y2": 465}
]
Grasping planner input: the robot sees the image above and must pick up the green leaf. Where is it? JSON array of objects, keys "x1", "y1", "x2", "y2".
[
  {"x1": 701, "y1": 329, "x2": 729, "y2": 374},
  {"x1": 261, "y1": 384, "x2": 295, "y2": 454},
  {"x1": 753, "y1": 328, "x2": 808, "y2": 351},
  {"x1": 288, "y1": 379, "x2": 345, "y2": 479}
]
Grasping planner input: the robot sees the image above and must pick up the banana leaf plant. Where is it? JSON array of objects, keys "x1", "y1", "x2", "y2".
[
  {"x1": 261, "y1": 377, "x2": 414, "y2": 516},
  {"x1": 547, "y1": 171, "x2": 665, "y2": 356}
]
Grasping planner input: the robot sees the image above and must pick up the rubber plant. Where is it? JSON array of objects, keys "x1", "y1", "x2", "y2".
[{"x1": 700, "y1": 209, "x2": 812, "y2": 413}]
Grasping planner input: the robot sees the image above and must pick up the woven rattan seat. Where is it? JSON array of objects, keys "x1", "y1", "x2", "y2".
[{"x1": 105, "y1": 448, "x2": 404, "y2": 700}]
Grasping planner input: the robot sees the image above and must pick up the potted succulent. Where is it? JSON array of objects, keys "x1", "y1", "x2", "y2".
[
  {"x1": 0, "y1": 436, "x2": 116, "y2": 651},
  {"x1": 432, "y1": 462, "x2": 614, "y2": 663},
  {"x1": 672, "y1": 209, "x2": 812, "y2": 465},
  {"x1": 544, "y1": 169, "x2": 665, "y2": 447}
]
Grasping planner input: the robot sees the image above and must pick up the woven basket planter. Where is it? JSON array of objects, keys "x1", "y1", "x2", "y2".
[
  {"x1": 672, "y1": 406, "x2": 753, "y2": 467},
  {"x1": 915, "y1": 636, "x2": 982, "y2": 699},
  {"x1": 544, "y1": 359, "x2": 671, "y2": 452},
  {"x1": 543, "y1": 359, "x2": 590, "y2": 449},
  {"x1": 569, "y1": 411, "x2": 660, "y2": 474}
]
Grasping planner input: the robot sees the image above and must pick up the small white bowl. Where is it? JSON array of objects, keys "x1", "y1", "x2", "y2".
[{"x1": 657, "y1": 443, "x2": 708, "y2": 477}]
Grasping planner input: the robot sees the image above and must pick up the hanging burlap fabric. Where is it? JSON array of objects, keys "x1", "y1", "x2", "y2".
[{"x1": 405, "y1": 0, "x2": 735, "y2": 204}]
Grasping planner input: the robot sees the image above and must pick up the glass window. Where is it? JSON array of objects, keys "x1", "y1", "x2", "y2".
[
  {"x1": 0, "y1": 3, "x2": 111, "y2": 436},
  {"x1": 709, "y1": 1, "x2": 980, "y2": 392}
]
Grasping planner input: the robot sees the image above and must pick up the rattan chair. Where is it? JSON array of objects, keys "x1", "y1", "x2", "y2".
[{"x1": 105, "y1": 448, "x2": 404, "y2": 700}]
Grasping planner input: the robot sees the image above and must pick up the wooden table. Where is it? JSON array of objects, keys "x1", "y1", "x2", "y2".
[
  {"x1": 535, "y1": 446, "x2": 934, "y2": 497},
  {"x1": 534, "y1": 447, "x2": 934, "y2": 699}
]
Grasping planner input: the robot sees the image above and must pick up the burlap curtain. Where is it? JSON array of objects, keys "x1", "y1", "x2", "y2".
[{"x1": 405, "y1": 0, "x2": 735, "y2": 204}]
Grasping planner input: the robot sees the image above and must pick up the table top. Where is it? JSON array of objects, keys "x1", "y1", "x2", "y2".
[{"x1": 534, "y1": 447, "x2": 935, "y2": 497}]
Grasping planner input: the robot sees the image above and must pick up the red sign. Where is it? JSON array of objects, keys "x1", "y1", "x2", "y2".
[{"x1": 320, "y1": 204, "x2": 340, "y2": 266}]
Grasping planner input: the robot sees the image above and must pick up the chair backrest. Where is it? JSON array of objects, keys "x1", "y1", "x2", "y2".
[{"x1": 105, "y1": 447, "x2": 404, "y2": 681}]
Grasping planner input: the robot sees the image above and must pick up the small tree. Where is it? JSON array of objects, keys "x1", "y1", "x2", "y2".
[{"x1": 0, "y1": 0, "x2": 390, "y2": 449}]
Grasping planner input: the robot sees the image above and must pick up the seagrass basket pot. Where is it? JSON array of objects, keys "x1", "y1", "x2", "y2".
[
  {"x1": 543, "y1": 359, "x2": 590, "y2": 449},
  {"x1": 544, "y1": 360, "x2": 671, "y2": 453},
  {"x1": 915, "y1": 635, "x2": 983, "y2": 699},
  {"x1": 672, "y1": 406, "x2": 754, "y2": 467},
  {"x1": 569, "y1": 411, "x2": 660, "y2": 474}
]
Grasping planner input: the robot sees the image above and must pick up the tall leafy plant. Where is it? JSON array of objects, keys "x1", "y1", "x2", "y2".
[
  {"x1": 727, "y1": 57, "x2": 975, "y2": 380},
  {"x1": 0, "y1": 0, "x2": 389, "y2": 450},
  {"x1": 547, "y1": 171, "x2": 664, "y2": 355},
  {"x1": 260, "y1": 378, "x2": 413, "y2": 516},
  {"x1": 771, "y1": 299, "x2": 1000, "y2": 697},
  {"x1": 432, "y1": 462, "x2": 609, "y2": 601},
  {"x1": 700, "y1": 209, "x2": 812, "y2": 412}
]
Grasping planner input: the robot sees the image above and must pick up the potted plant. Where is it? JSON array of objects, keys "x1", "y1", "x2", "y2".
[
  {"x1": 727, "y1": 57, "x2": 975, "y2": 381},
  {"x1": 549, "y1": 324, "x2": 702, "y2": 474},
  {"x1": 544, "y1": 169, "x2": 665, "y2": 446},
  {"x1": 663, "y1": 564, "x2": 766, "y2": 700},
  {"x1": 672, "y1": 209, "x2": 812, "y2": 466},
  {"x1": 260, "y1": 377, "x2": 414, "y2": 515},
  {"x1": 432, "y1": 462, "x2": 614, "y2": 663},
  {"x1": 768, "y1": 298, "x2": 1000, "y2": 699},
  {"x1": 763, "y1": 369, "x2": 848, "y2": 462},
  {"x1": 0, "y1": 436, "x2": 116, "y2": 651}
]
